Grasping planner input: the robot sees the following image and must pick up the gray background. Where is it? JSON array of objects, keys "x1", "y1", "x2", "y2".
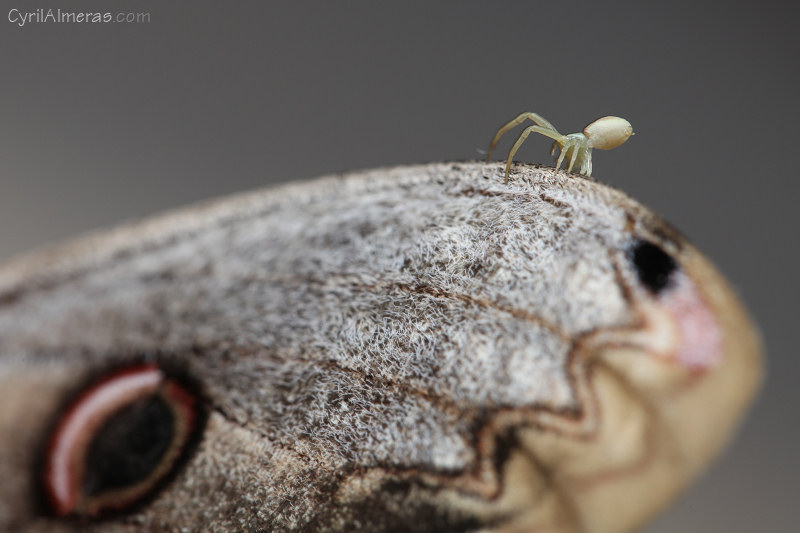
[{"x1": 1, "y1": 2, "x2": 796, "y2": 531}]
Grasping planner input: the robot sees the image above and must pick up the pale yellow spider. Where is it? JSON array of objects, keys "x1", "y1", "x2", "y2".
[{"x1": 487, "y1": 112, "x2": 634, "y2": 182}]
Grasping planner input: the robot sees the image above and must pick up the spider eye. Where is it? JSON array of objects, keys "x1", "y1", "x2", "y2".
[
  {"x1": 42, "y1": 363, "x2": 202, "y2": 517},
  {"x1": 629, "y1": 239, "x2": 678, "y2": 294}
]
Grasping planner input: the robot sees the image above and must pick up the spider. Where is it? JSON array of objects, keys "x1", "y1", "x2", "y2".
[{"x1": 487, "y1": 112, "x2": 634, "y2": 182}]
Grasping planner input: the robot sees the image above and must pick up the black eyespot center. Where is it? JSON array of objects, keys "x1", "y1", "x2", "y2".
[
  {"x1": 83, "y1": 394, "x2": 175, "y2": 496},
  {"x1": 630, "y1": 239, "x2": 678, "y2": 294}
]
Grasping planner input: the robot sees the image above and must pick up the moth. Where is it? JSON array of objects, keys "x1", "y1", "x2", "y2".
[{"x1": 0, "y1": 162, "x2": 762, "y2": 532}]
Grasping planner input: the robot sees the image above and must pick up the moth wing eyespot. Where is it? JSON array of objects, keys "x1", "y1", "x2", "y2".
[{"x1": 41, "y1": 363, "x2": 203, "y2": 518}]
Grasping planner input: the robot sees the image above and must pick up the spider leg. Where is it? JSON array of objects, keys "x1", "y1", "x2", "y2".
[
  {"x1": 555, "y1": 139, "x2": 571, "y2": 171},
  {"x1": 567, "y1": 141, "x2": 580, "y2": 172},
  {"x1": 582, "y1": 152, "x2": 593, "y2": 177},
  {"x1": 487, "y1": 112, "x2": 560, "y2": 161},
  {"x1": 504, "y1": 125, "x2": 564, "y2": 183}
]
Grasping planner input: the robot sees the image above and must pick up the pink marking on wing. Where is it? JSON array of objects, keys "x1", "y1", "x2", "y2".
[{"x1": 659, "y1": 273, "x2": 722, "y2": 371}]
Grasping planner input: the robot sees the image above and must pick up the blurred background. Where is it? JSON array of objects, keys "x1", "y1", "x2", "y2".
[{"x1": 1, "y1": 2, "x2": 796, "y2": 531}]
